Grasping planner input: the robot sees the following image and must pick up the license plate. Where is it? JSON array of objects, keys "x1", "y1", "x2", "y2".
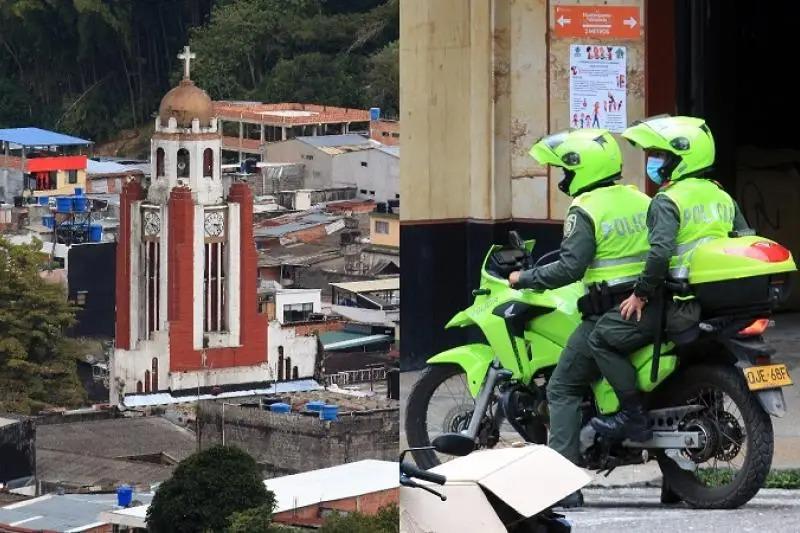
[{"x1": 743, "y1": 364, "x2": 793, "y2": 391}]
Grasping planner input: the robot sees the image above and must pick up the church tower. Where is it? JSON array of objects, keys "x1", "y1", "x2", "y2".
[{"x1": 112, "y1": 47, "x2": 267, "y2": 406}]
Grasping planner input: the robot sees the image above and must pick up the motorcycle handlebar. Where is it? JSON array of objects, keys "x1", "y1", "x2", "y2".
[{"x1": 400, "y1": 461, "x2": 447, "y2": 485}]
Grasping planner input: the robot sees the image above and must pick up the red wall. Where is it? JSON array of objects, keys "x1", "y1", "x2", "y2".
[
  {"x1": 168, "y1": 182, "x2": 268, "y2": 372},
  {"x1": 115, "y1": 180, "x2": 144, "y2": 349},
  {"x1": 26, "y1": 155, "x2": 87, "y2": 172}
]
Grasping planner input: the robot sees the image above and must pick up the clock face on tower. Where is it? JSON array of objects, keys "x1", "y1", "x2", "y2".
[
  {"x1": 143, "y1": 210, "x2": 161, "y2": 238},
  {"x1": 204, "y1": 211, "x2": 225, "y2": 239}
]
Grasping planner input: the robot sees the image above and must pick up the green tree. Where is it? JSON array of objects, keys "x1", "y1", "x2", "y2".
[
  {"x1": 0, "y1": 237, "x2": 85, "y2": 414},
  {"x1": 225, "y1": 502, "x2": 277, "y2": 533},
  {"x1": 147, "y1": 445, "x2": 274, "y2": 533},
  {"x1": 365, "y1": 40, "x2": 399, "y2": 116},
  {"x1": 320, "y1": 504, "x2": 399, "y2": 533}
]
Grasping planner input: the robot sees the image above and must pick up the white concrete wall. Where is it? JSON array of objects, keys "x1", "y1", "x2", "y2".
[
  {"x1": 267, "y1": 321, "x2": 318, "y2": 380},
  {"x1": 168, "y1": 362, "x2": 272, "y2": 391},
  {"x1": 148, "y1": 136, "x2": 223, "y2": 206},
  {"x1": 331, "y1": 149, "x2": 399, "y2": 203},
  {"x1": 110, "y1": 331, "x2": 171, "y2": 405},
  {"x1": 265, "y1": 140, "x2": 334, "y2": 190},
  {"x1": 275, "y1": 289, "x2": 322, "y2": 324}
]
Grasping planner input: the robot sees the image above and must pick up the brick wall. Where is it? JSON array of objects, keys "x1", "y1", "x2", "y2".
[
  {"x1": 197, "y1": 403, "x2": 399, "y2": 477},
  {"x1": 273, "y1": 488, "x2": 399, "y2": 527},
  {"x1": 369, "y1": 120, "x2": 400, "y2": 146}
]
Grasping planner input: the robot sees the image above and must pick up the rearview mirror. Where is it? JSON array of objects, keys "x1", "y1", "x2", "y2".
[
  {"x1": 508, "y1": 230, "x2": 525, "y2": 251},
  {"x1": 432, "y1": 433, "x2": 475, "y2": 457}
]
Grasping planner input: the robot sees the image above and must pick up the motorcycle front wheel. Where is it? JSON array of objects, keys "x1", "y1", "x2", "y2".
[{"x1": 405, "y1": 363, "x2": 525, "y2": 469}]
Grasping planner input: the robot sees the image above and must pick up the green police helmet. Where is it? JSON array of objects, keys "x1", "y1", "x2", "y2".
[
  {"x1": 622, "y1": 115, "x2": 715, "y2": 182},
  {"x1": 529, "y1": 128, "x2": 622, "y2": 197}
]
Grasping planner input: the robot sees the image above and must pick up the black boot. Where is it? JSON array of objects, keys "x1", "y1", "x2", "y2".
[
  {"x1": 554, "y1": 489, "x2": 584, "y2": 509},
  {"x1": 589, "y1": 391, "x2": 652, "y2": 441},
  {"x1": 660, "y1": 479, "x2": 682, "y2": 504}
]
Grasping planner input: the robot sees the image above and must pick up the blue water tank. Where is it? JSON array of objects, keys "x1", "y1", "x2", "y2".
[
  {"x1": 72, "y1": 195, "x2": 89, "y2": 212},
  {"x1": 74, "y1": 187, "x2": 84, "y2": 196},
  {"x1": 56, "y1": 197, "x2": 73, "y2": 213},
  {"x1": 117, "y1": 485, "x2": 133, "y2": 507},
  {"x1": 270, "y1": 402, "x2": 291, "y2": 414},
  {"x1": 37, "y1": 196, "x2": 49, "y2": 206},
  {"x1": 320, "y1": 404, "x2": 339, "y2": 421},
  {"x1": 89, "y1": 223, "x2": 102, "y2": 242},
  {"x1": 369, "y1": 107, "x2": 381, "y2": 121},
  {"x1": 42, "y1": 215, "x2": 54, "y2": 229},
  {"x1": 305, "y1": 401, "x2": 325, "y2": 412}
]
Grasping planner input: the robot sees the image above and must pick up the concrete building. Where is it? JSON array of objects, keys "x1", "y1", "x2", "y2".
[
  {"x1": 266, "y1": 135, "x2": 400, "y2": 203},
  {"x1": 196, "y1": 397, "x2": 399, "y2": 478},
  {"x1": 102, "y1": 460, "x2": 397, "y2": 530},
  {"x1": 84, "y1": 159, "x2": 145, "y2": 194},
  {"x1": 0, "y1": 128, "x2": 93, "y2": 204},
  {"x1": 0, "y1": 415, "x2": 35, "y2": 490},
  {"x1": 214, "y1": 102, "x2": 370, "y2": 161},
  {"x1": 112, "y1": 48, "x2": 268, "y2": 406}
]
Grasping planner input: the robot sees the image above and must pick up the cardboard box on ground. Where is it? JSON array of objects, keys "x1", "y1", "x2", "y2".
[{"x1": 736, "y1": 146, "x2": 800, "y2": 310}]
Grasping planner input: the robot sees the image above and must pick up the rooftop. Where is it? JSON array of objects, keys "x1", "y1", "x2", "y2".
[
  {"x1": 0, "y1": 127, "x2": 92, "y2": 148},
  {"x1": 330, "y1": 278, "x2": 400, "y2": 293},
  {"x1": 377, "y1": 145, "x2": 400, "y2": 158},
  {"x1": 37, "y1": 416, "x2": 196, "y2": 462},
  {"x1": 319, "y1": 331, "x2": 393, "y2": 351},
  {"x1": 297, "y1": 134, "x2": 379, "y2": 155},
  {"x1": 214, "y1": 102, "x2": 370, "y2": 125},
  {"x1": 36, "y1": 449, "x2": 175, "y2": 491},
  {"x1": 86, "y1": 159, "x2": 146, "y2": 177},
  {"x1": 122, "y1": 378, "x2": 321, "y2": 408},
  {"x1": 266, "y1": 460, "x2": 398, "y2": 513},
  {"x1": 0, "y1": 492, "x2": 153, "y2": 533},
  {"x1": 103, "y1": 460, "x2": 397, "y2": 530},
  {"x1": 254, "y1": 212, "x2": 340, "y2": 239}
]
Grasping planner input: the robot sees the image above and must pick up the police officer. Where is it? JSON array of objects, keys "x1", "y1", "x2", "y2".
[
  {"x1": 589, "y1": 115, "x2": 750, "y2": 441},
  {"x1": 509, "y1": 128, "x2": 651, "y2": 507}
]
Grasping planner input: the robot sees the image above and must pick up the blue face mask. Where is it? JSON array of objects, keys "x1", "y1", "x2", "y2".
[{"x1": 646, "y1": 156, "x2": 666, "y2": 184}]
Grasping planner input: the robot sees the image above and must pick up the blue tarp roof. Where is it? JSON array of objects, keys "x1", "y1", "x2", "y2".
[{"x1": 0, "y1": 127, "x2": 92, "y2": 147}]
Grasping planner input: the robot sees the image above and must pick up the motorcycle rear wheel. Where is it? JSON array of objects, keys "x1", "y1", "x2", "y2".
[{"x1": 653, "y1": 364, "x2": 773, "y2": 509}]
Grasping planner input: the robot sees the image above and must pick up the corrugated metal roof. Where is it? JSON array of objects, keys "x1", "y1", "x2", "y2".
[
  {"x1": 319, "y1": 331, "x2": 392, "y2": 350},
  {"x1": 266, "y1": 460, "x2": 398, "y2": 513},
  {"x1": 0, "y1": 127, "x2": 92, "y2": 147},
  {"x1": 297, "y1": 134, "x2": 375, "y2": 148},
  {"x1": 377, "y1": 145, "x2": 400, "y2": 158},
  {"x1": 86, "y1": 159, "x2": 143, "y2": 176},
  {"x1": 0, "y1": 493, "x2": 153, "y2": 532},
  {"x1": 330, "y1": 278, "x2": 399, "y2": 293},
  {"x1": 122, "y1": 379, "x2": 321, "y2": 408}
]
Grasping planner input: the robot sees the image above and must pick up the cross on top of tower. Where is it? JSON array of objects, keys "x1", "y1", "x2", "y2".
[{"x1": 178, "y1": 46, "x2": 196, "y2": 80}]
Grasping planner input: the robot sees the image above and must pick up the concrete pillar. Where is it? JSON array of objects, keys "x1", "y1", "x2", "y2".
[
  {"x1": 281, "y1": 127, "x2": 287, "y2": 141},
  {"x1": 260, "y1": 124, "x2": 265, "y2": 143}
]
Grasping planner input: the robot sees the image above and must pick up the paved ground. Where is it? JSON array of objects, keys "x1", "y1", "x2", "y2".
[
  {"x1": 400, "y1": 313, "x2": 800, "y2": 528},
  {"x1": 566, "y1": 488, "x2": 800, "y2": 532}
]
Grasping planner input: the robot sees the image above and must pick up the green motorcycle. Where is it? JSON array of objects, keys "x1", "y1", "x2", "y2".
[{"x1": 406, "y1": 230, "x2": 796, "y2": 509}]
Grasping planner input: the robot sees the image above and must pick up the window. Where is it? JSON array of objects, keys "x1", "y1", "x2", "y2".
[
  {"x1": 204, "y1": 242, "x2": 226, "y2": 332},
  {"x1": 283, "y1": 302, "x2": 313, "y2": 323},
  {"x1": 76, "y1": 290, "x2": 88, "y2": 306},
  {"x1": 360, "y1": 189, "x2": 367, "y2": 194},
  {"x1": 144, "y1": 370, "x2": 151, "y2": 393},
  {"x1": 156, "y1": 148, "x2": 165, "y2": 177},
  {"x1": 369, "y1": 190, "x2": 375, "y2": 195},
  {"x1": 285, "y1": 357, "x2": 292, "y2": 379},
  {"x1": 375, "y1": 220, "x2": 389, "y2": 234},
  {"x1": 49, "y1": 171, "x2": 57, "y2": 189},
  {"x1": 392, "y1": 133, "x2": 400, "y2": 138},
  {"x1": 277, "y1": 354, "x2": 284, "y2": 381},
  {"x1": 136, "y1": 381, "x2": 143, "y2": 393},
  {"x1": 141, "y1": 238, "x2": 161, "y2": 339},
  {"x1": 302, "y1": 154, "x2": 314, "y2": 161},
  {"x1": 381, "y1": 131, "x2": 389, "y2": 137},
  {"x1": 177, "y1": 148, "x2": 190, "y2": 178},
  {"x1": 203, "y1": 148, "x2": 214, "y2": 178},
  {"x1": 68, "y1": 169, "x2": 78, "y2": 184},
  {"x1": 152, "y1": 358, "x2": 159, "y2": 391},
  {"x1": 360, "y1": 161, "x2": 368, "y2": 167},
  {"x1": 395, "y1": 194, "x2": 400, "y2": 199},
  {"x1": 292, "y1": 366, "x2": 299, "y2": 379}
]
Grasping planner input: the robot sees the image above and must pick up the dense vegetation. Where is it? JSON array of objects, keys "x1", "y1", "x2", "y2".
[{"x1": 0, "y1": 0, "x2": 399, "y2": 142}]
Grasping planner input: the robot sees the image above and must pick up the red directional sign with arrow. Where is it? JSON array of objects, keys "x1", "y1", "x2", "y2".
[{"x1": 553, "y1": 5, "x2": 642, "y2": 40}]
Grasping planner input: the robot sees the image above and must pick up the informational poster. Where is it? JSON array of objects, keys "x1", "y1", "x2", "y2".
[{"x1": 569, "y1": 44, "x2": 627, "y2": 133}]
